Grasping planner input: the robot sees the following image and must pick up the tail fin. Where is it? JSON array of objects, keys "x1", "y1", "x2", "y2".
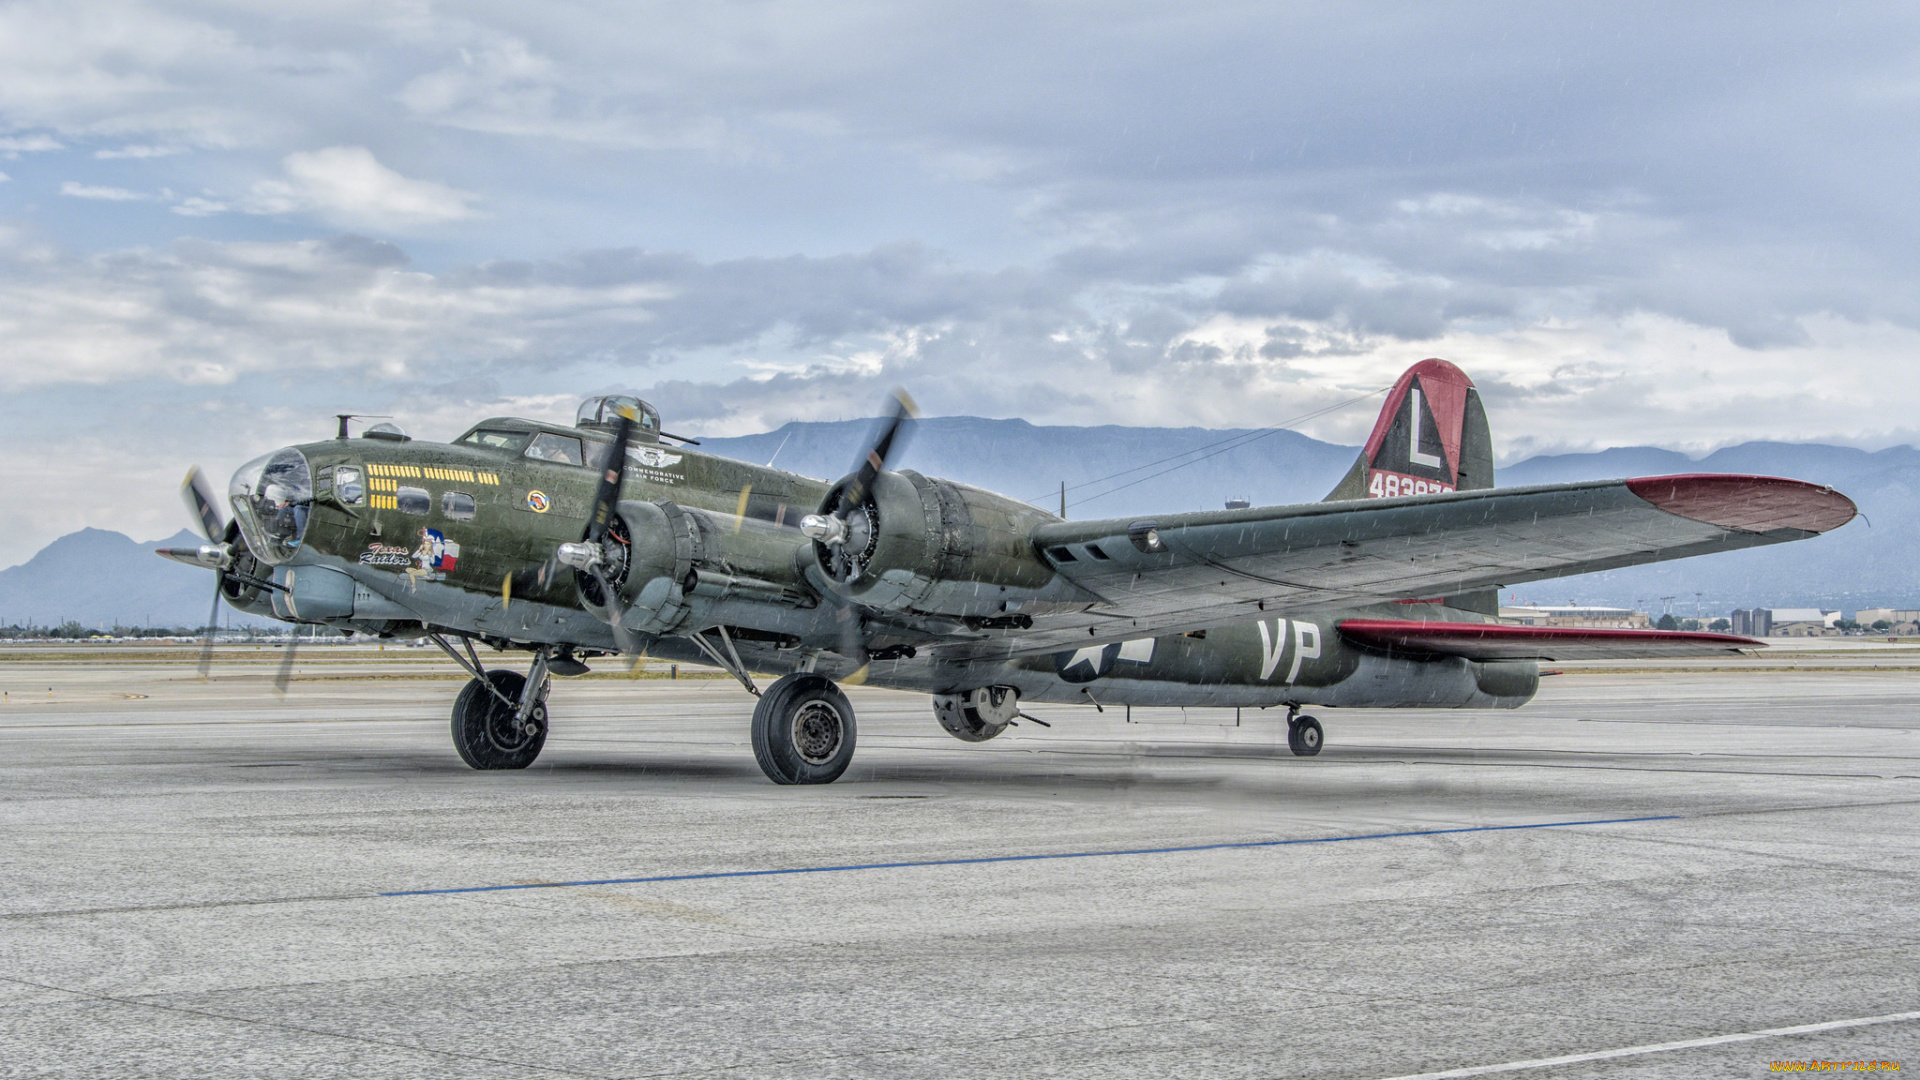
[
  {"x1": 1324, "y1": 358, "x2": 1495, "y2": 502},
  {"x1": 1325, "y1": 359, "x2": 1498, "y2": 615}
]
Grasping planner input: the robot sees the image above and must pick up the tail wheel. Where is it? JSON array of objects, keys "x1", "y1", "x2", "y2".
[
  {"x1": 1287, "y1": 715, "x2": 1323, "y2": 757},
  {"x1": 752, "y1": 673, "x2": 857, "y2": 784},
  {"x1": 452, "y1": 670, "x2": 547, "y2": 770}
]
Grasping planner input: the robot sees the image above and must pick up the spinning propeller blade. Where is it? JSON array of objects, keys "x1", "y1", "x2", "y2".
[
  {"x1": 806, "y1": 389, "x2": 919, "y2": 678},
  {"x1": 196, "y1": 579, "x2": 222, "y2": 677},
  {"x1": 585, "y1": 404, "x2": 636, "y2": 546},
  {"x1": 274, "y1": 627, "x2": 299, "y2": 694},
  {"x1": 839, "y1": 389, "x2": 917, "y2": 516},
  {"x1": 578, "y1": 403, "x2": 641, "y2": 658},
  {"x1": 835, "y1": 600, "x2": 870, "y2": 685},
  {"x1": 178, "y1": 465, "x2": 236, "y2": 677},
  {"x1": 181, "y1": 466, "x2": 226, "y2": 543}
]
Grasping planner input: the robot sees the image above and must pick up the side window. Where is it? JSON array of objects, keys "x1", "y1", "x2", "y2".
[
  {"x1": 335, "y1": 466, "x2": 364, "y2": 505},
  {"x1": 524, "y1": 432, "x2": 585, "y2": 465},
  {"x1": 396, "y1": 487, "x2": 430, "y2": 515},
  {"x1": 442, "y1": 491, "x2": 476, "y2": 520}
]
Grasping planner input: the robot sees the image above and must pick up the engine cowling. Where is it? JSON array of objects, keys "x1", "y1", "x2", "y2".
[
  {"x1": 583, "y1": 499, "x2": 815, "y2": 635},
  {"x1": 807, "y1": 470, "x2": 1062, "y2": 618}
]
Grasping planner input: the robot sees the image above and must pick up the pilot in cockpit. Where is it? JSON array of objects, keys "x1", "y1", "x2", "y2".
[{"x1": 262, "y1": 483, "x2": 308, "y2": 547}]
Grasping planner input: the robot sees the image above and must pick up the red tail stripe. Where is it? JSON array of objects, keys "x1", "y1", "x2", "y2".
[{"x1": 1361, "y1": 358, "x2": 1474, "y2": 479}]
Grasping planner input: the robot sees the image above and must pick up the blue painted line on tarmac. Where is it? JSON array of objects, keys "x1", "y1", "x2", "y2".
[{"x1": 381, "y1": 814, "x2": 1679, "y2": 897}]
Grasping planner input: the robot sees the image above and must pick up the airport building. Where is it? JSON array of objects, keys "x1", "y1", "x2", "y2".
[
  {"x1": 1852, "y1": 608, "x2": 1920, "y2": 626},
  {"x1": 1765, "y1": 608, "x2": 1842, "y2": 637},
  {"x1": 1850, "y1": 608, "x2": 1920, "y2": 634},
  {"x1": 1499, "y1": 605, "x2": 1653, "y2": 628}
]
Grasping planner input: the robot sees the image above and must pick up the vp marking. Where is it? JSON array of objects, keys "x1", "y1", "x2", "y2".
[{"x1": 1256, "y1": 619, "x2": 1321, "y2": 683}]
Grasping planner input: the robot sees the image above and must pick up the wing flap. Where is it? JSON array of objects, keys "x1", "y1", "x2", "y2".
[{"x1": 1337, "y1": 619, "x2": 1763, "y2": 661}]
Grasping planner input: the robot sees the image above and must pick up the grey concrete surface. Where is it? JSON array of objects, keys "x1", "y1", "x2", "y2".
[{"x1": 0, "y1": 643, "x2": 1916, "y2": 1078}]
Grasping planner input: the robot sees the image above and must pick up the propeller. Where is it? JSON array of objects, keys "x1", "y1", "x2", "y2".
[
  {"x1": 800, "y1": 389, "x2": 916, "y2": 583},
  {"x1": 176, "y1": 466, "x2": 233, "y2": 676},
  {"x1": 274, "y1": 624, "x2": 300, "y2": 694},
  {"x1": 798, "y1": 389, "x2": 918, "y2": 683},
  {"x1": 554, "y1": 403, "x2": 641, "y2": 658}
]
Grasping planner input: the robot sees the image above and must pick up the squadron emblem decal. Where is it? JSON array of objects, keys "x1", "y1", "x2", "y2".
[
  {"x1": 525, "y1": 490, "x2": 550, "y2": 513},
  {"x1": 632, "y1": 446, "x2": 682, "y2": 469}
]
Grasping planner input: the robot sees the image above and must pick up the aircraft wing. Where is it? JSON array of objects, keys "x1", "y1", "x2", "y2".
[
  {"x1": 950, "y1": 474, "x2": 1852, "y2": 660},
  {"x1": 1334, "y1": 619, "x2": 1762, "y2": 661}
]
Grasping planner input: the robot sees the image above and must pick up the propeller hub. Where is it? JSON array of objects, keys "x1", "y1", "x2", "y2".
[
  {"x1": 555, "y1": 541, "x2": 603, "y2": 572},
  {"x1": 798, "y1": 514, "x2": 847, "y2": 545}
]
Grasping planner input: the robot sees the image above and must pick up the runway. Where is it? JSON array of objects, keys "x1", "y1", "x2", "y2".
[{"x1": 1, "y1": 641, "x2": 1915, "y2": 1078}]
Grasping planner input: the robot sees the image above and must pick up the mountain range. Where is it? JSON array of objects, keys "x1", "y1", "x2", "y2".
[{"x1": 5, "y1": 420, "x2": 1912, "y2": 629}]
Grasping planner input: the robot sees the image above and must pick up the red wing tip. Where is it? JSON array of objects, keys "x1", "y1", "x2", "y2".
[
  {"x1": 1624, "y1": 474, "x2": 1857, "y2": 533},
  {"x1": 1337, "y1": 620, "x2": 1764, "y2": 648}
]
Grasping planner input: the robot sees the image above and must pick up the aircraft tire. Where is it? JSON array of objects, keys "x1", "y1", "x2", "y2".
[
  {"x1": 451, "y1": 670, "x2": 548, "y2": 770},
  {"x1": 1287, "y1": 715, "x2": 1323, "y2": 757},
  {"x1": 752, "y1": 673, "x2": 856, "y2": 785}
]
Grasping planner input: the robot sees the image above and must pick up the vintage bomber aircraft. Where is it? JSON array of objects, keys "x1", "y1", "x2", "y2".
[{"x1": 160, "y1": 359, "x2": 1856, "y2": 783}]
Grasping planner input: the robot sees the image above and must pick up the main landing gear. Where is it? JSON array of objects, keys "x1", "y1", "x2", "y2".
[
  {"x1": 1286, "y1": 705, "x2": 1323, "y2": 757},
  {"x1": 432, "y1": 635, "x2": 551, "y2": 770},
  {"x1": 751, "y1": 672, "x2": 857, "y2": 785}
]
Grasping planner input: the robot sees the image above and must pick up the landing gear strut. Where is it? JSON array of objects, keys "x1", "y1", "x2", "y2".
[
  {"x1": 434, "y1": 635, "x2": 551, "y2": 770},
  {"x1": 751, "y1": 672, "x2": 856, "y2": 784},
  {"x1": 1286, "y1": 705, "x2": 1323, "y2": 757}
]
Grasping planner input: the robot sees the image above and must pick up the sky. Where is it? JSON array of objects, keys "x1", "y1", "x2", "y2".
[{"x1": 2, "y1": 1, "x2": 1919, "y2": 564}]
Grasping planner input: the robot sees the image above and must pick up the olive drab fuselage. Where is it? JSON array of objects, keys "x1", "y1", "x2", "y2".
[{"x1": 241, "y1": 412, "x2": 1539, "y2": 714}]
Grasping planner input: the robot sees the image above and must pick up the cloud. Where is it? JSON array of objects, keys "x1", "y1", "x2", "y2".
[
  {"x1": 95, "y1": 144, "x2": 184, "y2": 159},
  {"x1": 0, "y1": 133, "x2": 62, "y2": 156},
  {"x1": 8, "y1": 3, "x2": 1920, "y2": 562},
  {"x1": 169, "y1": 195, "x2": 227, "y2": 216},
  {"x1": 59, "y1": 181, "x2": 150, "y2": 201},
  {"x1": 243, "y1": 147, "x2": 479, "y2": 231}
]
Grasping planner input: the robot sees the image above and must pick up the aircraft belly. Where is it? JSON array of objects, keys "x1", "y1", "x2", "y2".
[{"x1": 907, "y1": 614, "x2": 1538, "y2": 710}]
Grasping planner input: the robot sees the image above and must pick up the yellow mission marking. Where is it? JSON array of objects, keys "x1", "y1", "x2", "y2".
[{"x1": 363, "y1": 462, "x2": 496, "y2": 485}]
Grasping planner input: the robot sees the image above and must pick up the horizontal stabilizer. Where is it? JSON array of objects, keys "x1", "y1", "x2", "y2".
[{"x1": 1337, "y1": 619, "x2": 1763, "y2": 661}]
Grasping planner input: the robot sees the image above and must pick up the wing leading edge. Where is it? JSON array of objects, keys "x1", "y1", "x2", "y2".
[{"x1": 953, "y1": 473, "x2": 1853, "y2": 661}]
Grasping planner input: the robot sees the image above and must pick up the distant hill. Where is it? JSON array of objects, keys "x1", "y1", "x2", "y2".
[
  {"x1": 1497, "y1": 442, "x2": 1920, "y2": 612},
  {"x1": 7, "y1": 425, "x2": 1912, "y2": 626},
  {"x1": 695, "y1": 416, "x2": 1360, "y2": 520},
  {"x1": 0, "y1": 527, "x2": 232, "y2": 630}
]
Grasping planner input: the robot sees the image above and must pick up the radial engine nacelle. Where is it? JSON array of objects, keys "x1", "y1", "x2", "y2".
[
  {"x1": 578, "y1": 499, "x2": 816, "y2": 636},
  {"x1": 804, "y1": 469, "x2": 1081, "y2": 619}
]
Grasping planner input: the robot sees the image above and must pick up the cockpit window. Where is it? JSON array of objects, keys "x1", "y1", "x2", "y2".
[
  {"x1": 457, "y1": 429, "x2": 531, "y2": 453},
  {"x1": 576, "y1": 395, "x2": 662, "y2": 441},
  {"x1": 525, "y1": 432, "x2": 585, "y2": 465},
  {"x1": 229, "y1": 448, "x2": 313, "y2": 566},
  {"x1": 334, "y1": 466, "x2": 364, "y2": 505}
]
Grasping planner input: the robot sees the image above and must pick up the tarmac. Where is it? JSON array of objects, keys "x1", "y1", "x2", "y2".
[{"x1": 0, "y1": 639, "x2": 1915, "y2": 1078}]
